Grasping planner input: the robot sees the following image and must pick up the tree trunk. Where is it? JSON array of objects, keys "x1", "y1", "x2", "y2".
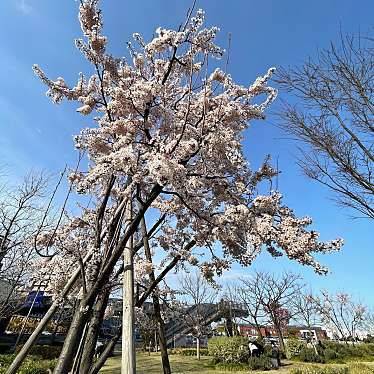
[
  {"x1": 275, "y1": 323, "x2": 285, "y2": 352},
  {"x1": 80, "y1": 289, "x2": 110, "y2": 374},
  {"x1": 141, "y1": 217, "x2": 171, "y2": 374},
  {"x1": 53, "y1": 299, "x2": 91, "y2": 374},
  {"x1": 153, "y1": 294, "x2": 171, "y2": 374},
  {"x1": 196, "y1": 337, "x2": 200, "y2": 360},
  {"x1": 89, "y1": 327, "x2": 121, "y2": 374},
  {"x1": 253, "y1": 318, "x2": 263, "y2": 339},
  {"x1": 5, "y1": 250, "x2": 93, "y2": 374},
  {"x1": 8, "y1": 186, "x2": 161, "y2": 374},
  {"x1": 225, "y1": 317, "x2": 233, "y2": 337},
  {"x1": 71, "y1": 322, "x2": 89, "y2": 373}
]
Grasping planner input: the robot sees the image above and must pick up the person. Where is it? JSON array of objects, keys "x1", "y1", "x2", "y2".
[
  {"x1": 270, "y1": 340, "x2": 281, "y2": 367},
  {"x1": 248, "y1": 340, "x2": 264, "y2": 357},
  {"x1": 95, "y1": 341, "x2": 105, "y2": 358}
]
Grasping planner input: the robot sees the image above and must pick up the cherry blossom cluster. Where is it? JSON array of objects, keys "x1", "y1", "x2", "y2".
[{"x1": 32, "y1": 0, "x2": 343, "y2": 287}]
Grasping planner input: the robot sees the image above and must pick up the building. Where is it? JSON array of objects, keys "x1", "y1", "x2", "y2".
[{"x1": 234, "y1": 323, "x2": 328, "y2": 341}]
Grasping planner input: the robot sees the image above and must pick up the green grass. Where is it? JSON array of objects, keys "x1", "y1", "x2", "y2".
[
  {"x1": 99, "y1": 353, "x2": 374, "y2": 374},
  {"x1": 99, "y1": 352, "x2": 291, "y2": 374}
]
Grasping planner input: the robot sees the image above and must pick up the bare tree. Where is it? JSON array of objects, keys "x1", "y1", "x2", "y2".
[
  {"x1": 0, "y1": 172, "x2": 49, "y2": 322},
  {"x1": 135, "y1": 307, "x2": 157, "y2": 355},
  {"x1": 227, "y1": 278, "x2": 267, "y2": 339},
  {"x1": 363, "y1": 311, "x2": 374, "y2": 338},
  {"x1": 179, "y1": 272, "x2": 217, "y2": 360},
  {"x1": 311, "y1": 291, "x2": 366, "y2": 343},
  {"x1": 254, "y1": 271, "x2": 303, "y2": 351},
  {"x1": 292, "y1": 291, "x2": 320, "y2": 354},
  {"x1": 276, "y1": 34, "x2": 374, "y2": 219}
]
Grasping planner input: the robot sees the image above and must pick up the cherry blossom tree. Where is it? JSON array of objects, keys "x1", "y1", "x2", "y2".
[{"x1": 8, "y1": 1, "x2": 343, "y2": 373}]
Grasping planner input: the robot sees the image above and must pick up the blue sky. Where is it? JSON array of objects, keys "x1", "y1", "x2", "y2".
[{"x1": 0, "y1": 1, "x2": 372, "y2": 304}]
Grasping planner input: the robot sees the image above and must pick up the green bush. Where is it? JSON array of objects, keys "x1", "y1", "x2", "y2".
[
  {"x1": 286, "y1": 339, "x2": 307, "y2": 358},
  {"x1": 324, "y1": 348, "x2": 338, "y2": 360},
  {"x1": 248, "y1": 356, "x2": 273, "y2": 371},
  {"x1": 15, "y1": 345, "x2": 62, "y2": 360},
  {"x1": 0, "y1": 354, "x2": 16, "y2": 367},
  {"x1": 363, "y1": 335, "x2": 374, "y2": 344},
  {"x1": 263, "y1": 344, "x2": 274, "y2": 358},
  {"x1": 0, "y1": 354, "x2": 57, "y2": 373},
  {"x1": 18, "y1": 361, "x2": 49, "y2": 374},
  {"x1": 299, "y1": 348, "x2": 324, "y2": 363},
  {"x1": 322, "y1": 341, "x2": 374, "y2": 361},
  {"x1": 208, "y1": 336, "x2": 250, "y2": 364}
]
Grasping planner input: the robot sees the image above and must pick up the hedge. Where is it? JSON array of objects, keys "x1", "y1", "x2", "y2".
[
  {"x1": 0, "y1": 355, "x2": 57, "y2": 374},
  {"x1": 15, "y1": 345, "x2": 62, "y2": 360},
  {"x1": 291, "y1": 341, "x2": 374, "y2": 364},
  {"x1": 286, "y1": 339, "x2": 307, "y2": 358},
  {"x1": 208, "y1": 336, "x2": 250, "y2": 364}
]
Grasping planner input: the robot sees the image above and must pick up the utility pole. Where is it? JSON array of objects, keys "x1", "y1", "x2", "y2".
[{"x1": 122, "y1": 200, "x2": 136, "y2": 374}]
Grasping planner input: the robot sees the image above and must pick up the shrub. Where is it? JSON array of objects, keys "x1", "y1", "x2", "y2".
[
  {"x1": 299, "y1": 347, "x2": 324, "y2": 363},
  {"x1": 263, "y1": 344, "x2": 274, "y2": 358},
  {"x1": 322, "y1": 341, "x2": 374, "y2": 361},
  {"x1": 324, "y1": 348, "x2": 338, "y2": 360},
  {"x1": 0, "y1": 355, "x2": 57, "y2": 373},
  {"x1": 15, "y1": 345, "x2": 62, "y2": 360},
  {"x1": 363, "y1": 335, "x2": 374, "y2": 344},
  {"x1": 356, "y1": 343, "x2": 374, "y2": 357},
  {"x1": 18, "y1": 361, "x2": 49, "y2": 374},
  {"x1": 0, "y1": 354, "x2": 16, "y2": 367},
  {"x1": 286, "y1": 339, "x2": 307, "y2": 358},
  {"x1": 248, "y1": 356, "x2": 273, "y2": 371},
  {"x1": 208, "y1": 336, "x2": 250, "y2": 364}
]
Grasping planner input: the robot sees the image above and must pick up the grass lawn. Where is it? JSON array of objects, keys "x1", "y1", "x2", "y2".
[
  {"x1": 99, "y1": 353, "x2": 374, "y2": 374},
  {"x1": 99, "y1": 352, "x2": 292, "y2": 374}
]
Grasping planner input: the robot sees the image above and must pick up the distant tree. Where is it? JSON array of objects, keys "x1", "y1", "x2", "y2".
[
  {"x1": 179, "y1": 272, "x2": 217, "y2": 360},
  {"x1": 228, "y1": 276, "x2": 267, "y2": 339},
  {"x1": 292, "y1": 291, "x2": 320, "y2": 354},
  {"x1": 0, "y1": 172, "x2": 49, "y2": 322},
  {"x1": 311, "y1": 291, "x2": 367, "y2": 343},
  {"x1": 135, "y1": 307, "x2": 157, "y2": 354},
  {"x1": 363, "y1": 311, "x2": 374, "y2": 337},
  {"x1": 254, "y1": 271, "x2": 303, "y2": 351},
  {"x1": 276, "y1": 34, "x2": 374, "y2": 219}
]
